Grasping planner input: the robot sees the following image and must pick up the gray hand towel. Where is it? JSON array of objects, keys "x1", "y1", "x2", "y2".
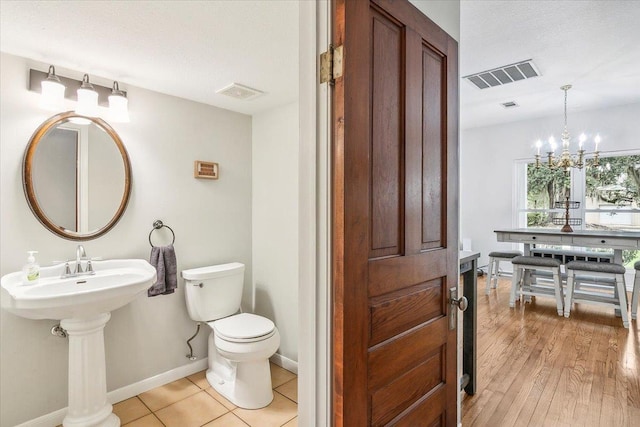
[{"x1": 148, "y1": 244, "x2": 177, "y2": 297}]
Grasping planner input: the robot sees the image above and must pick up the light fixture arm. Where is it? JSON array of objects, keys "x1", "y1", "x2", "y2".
[
  {"x1": 46, "y1": 65, "x2": 62, "y2": 83},
  {"x1": 111, "y1": 81, "x2": 125, "y2": 97},
  {"x1": 79, "y1": 74, "x2": 94, "y2": 90}
]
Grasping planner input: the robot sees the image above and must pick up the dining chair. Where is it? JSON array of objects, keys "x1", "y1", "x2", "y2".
[
  {"x1": 486, "y1": 250, "x2": 523, "y2": 295},
  {"x1": 510, "y1": 255, "x2": 563, "y2": 316},
  {"x1": 564, "y1": 260, "x2": 629, "y2": 328}
]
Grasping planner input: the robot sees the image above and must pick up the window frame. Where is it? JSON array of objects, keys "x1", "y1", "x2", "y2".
[{"x1": 514, "y1": 149, "x2": 640, "y2": 231}]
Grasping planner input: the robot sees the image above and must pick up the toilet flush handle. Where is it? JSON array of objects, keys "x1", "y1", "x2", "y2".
[{"x1": 191, "y1": 282, "x2": 204, "y2": 288}]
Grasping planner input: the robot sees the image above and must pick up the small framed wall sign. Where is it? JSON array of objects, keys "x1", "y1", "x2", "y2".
[{"x1": 194, "y1": 161, "x2": 219, "y2": 179}]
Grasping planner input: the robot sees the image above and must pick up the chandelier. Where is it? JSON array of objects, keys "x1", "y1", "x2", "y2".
[{"x1": 534, "y1": 84, "x2": 600, "y2": 173}]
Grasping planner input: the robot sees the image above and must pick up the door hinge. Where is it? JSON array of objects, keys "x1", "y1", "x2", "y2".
[{"x1": 320, "y1": 45, "x2": 343, "y2": 84}]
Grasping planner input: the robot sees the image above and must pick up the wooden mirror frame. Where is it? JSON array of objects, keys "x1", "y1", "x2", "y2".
[{"x1": 22, "y1": 111, "x2": 132, "y2": 240}]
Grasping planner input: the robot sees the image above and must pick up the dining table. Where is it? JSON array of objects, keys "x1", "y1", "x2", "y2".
[
  {"x1": 494, "y1": 228, "x2": 640, "y2": 264},
  {"x1": 495, "y1": 228, "x2": 640, "y2": 317}
]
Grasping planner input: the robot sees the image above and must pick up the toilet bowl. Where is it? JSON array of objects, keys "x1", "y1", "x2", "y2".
[
  {"x1": 207, "y1": 313, "x2": 280, "y2": 409},
  {"x1": 181, "y1": 263, "x2": 281, "y2": 409}
]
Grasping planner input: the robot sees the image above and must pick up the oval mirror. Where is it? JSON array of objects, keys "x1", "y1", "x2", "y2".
[{"x1": 23, "y1": 111, "x2": 132, "y2": 240}]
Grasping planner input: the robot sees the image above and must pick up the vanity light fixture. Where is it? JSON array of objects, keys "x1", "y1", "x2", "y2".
[
  {"x1": 30, "y1": 68, "x2": 130, "y2": 122},
  {"x1": 108, "y1": 81, "x2": 129, "y2": 123},
  {"x1": 75, "y1": 74, "x2": 99, "y2": 117},
  {"x1": 39, "y1": 65, "x2": 66, "y2": 110}
]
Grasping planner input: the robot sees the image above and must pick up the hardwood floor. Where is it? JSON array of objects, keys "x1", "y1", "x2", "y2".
[{"x1": 462, "y1": 275, "x2": 640, "y2": 426}]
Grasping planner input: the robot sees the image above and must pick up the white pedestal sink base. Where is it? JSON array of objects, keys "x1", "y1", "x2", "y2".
[{"x1": 60, "y1": 313, "x2": 121, "y2": 427}]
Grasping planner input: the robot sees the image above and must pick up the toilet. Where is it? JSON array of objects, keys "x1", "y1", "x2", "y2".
[{"x1": 181, "y1": 262, "x2": 280, "y2": 409}]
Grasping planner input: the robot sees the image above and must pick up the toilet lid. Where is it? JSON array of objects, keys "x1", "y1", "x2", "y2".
[{"x1": 212, "y1": 313, "x2": 275, "y2": 340}]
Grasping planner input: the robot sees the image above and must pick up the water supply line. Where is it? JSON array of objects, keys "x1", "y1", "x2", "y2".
[
  {"x1": 186, "y1": 322, "x2": 201, "y2": 360},
  {"x1": 51, "y1": 324, "x2": 68, "y2": 338}
]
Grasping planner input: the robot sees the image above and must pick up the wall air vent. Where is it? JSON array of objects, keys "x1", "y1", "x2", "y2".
[
  {"x1": 463, "y1": 59, "x2": 540, "y2": 89},
  {"x1": 216, "y1": 83, "x2": 264, "y2": 100},
  {"x1": 501, "y1": 101, "x2": 519, "y2": 108}
]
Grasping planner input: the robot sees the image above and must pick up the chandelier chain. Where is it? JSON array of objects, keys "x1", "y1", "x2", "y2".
[{"x1": 564, "y1": 87, "x2": 568, "y2": 128}]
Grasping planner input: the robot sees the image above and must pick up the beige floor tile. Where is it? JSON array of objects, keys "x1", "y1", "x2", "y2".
[
  {"x1": 203, "y1": 412, "x2": 250, "y2": 427},
  {"x1": 282, "y1": 417, "x2": 298, "y2": 427},
  {"x1": 138, "y1": 377, "x2": 201, "y2": 411},
  {"x1": 122, "y1": 413, "x2": 164, "y2": 427},
  {"x1": 275, "y1": 378, "x2": 297, "y2": 403},
  {"x1": 270, "y1": 363, "x2": 296, "y2": 388},
  {"x1": 113, "y1": 397, "x2": 151, "y2": 424},
  {"x1": 233, "y1": 392, "x2": 297, "y2": 427},
  {"x1": 187, "y1": 369, "x2": 210, "y2": 389},
  {"x1": 155, "y1": 390, "x2": 228, "y2": 427},
  {"x1": 206, "y1": 386, "x2": 238, "y2": 410}
]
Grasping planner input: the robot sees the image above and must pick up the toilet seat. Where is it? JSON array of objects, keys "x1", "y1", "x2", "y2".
[{"x1": 211, "y1": 313, "x2": 275, "y2": 343}]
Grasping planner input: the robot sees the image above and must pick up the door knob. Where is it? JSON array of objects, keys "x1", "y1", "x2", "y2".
[
  {"x1": 451, "y1": 295, "x2": 468, "y2": 311},
  {"x1": 449, "y1": 288, "x2": 468, "y2": 330}
]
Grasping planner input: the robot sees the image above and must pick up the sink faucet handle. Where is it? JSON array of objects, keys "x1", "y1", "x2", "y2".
[
  {"x1": 86, "y1": 260, "x2": 94, "y2": 273},
  {"x1": 64, "y1": 263, "x2": 71, "y2": 276}
]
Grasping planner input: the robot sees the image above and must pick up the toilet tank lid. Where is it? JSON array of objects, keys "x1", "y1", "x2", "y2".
[{"x1": 181, "y1": 262, "x2": 245, "y2": 280}]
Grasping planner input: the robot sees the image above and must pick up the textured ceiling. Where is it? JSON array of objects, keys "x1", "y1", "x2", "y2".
[
  {"x1": 1, "y1": 1, "x2": 638, "y2": 125},
  {"x1": 460, "y1": 0, "x2": 640, "y2": 129},
  {"x1": 0, "y1": 0, "x2": 299, "y2": 116}
]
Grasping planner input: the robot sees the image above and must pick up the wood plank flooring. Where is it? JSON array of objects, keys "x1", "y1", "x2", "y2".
[{"x1": 462, "y1": 275, "x2": 640, "y2": 427}]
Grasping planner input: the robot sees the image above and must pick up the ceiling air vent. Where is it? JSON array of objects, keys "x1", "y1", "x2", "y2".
[
  {"x1": 463, "y1": 59, "x2": 540, "y2": 90},
  {"x1": 216, "y1": 83, "x2": 264, "y2": 100},
  {"x1": 501, "y1": 101, "x2": 519, "y2": 108}
]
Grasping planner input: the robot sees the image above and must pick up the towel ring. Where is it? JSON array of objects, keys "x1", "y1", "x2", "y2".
[{"x1": 149, "y1": 220, "x2": 175, "y2": 247}]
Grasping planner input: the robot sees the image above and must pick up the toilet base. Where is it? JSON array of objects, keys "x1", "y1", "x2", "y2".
[{"x1": 206, "y1": 359, "x2": 274, "y2": 409}]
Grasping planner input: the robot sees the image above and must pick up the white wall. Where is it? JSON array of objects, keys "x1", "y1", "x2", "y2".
[
  {"x1": 460, "y1": 102, "x2": 640, "y2": 269},
  {"x1": 252, "y1": 102, "x2": 299, "y2": 364},
  {"x1": 0, "y1": 53, "x2": 253, "y2": 427},
  {"x1": 409, "y1": 0, "x2": 460, "y2": 42}
]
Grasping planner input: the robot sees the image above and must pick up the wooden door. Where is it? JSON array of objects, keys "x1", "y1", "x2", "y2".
[{"x1": 332, "y1": 0, "x2": 459, "y2": 425}]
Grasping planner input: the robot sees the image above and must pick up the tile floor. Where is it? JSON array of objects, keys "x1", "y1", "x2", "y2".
[{"x1": 81, "y1": 363, "x2": 297, "y2": 427}]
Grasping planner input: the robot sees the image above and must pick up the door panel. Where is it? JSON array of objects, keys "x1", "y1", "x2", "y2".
[
  {"x1": 421, "y1": 44, "x2": 446, "y2": 250},
  {"x1": 370, "y1": 8, "x2": 403, "y2": 258},
  {"x1": 370, "y1": 350, "x2": 443, "y2": 425},
  {"x1": 333, "y1": 0, "x2": 459, "y2": 425},
  {"x1": 369, "y1": 278, "x2": 444, "y2": 345}
]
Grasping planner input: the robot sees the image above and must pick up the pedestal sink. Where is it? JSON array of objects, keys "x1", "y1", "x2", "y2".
[{"x1": 1, "y1": 259, "x2": 156, "y2": 427}]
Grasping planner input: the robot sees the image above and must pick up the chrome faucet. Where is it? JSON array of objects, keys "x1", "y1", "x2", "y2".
[
  {"x1": 61, "y1": 245, "x2": 95, "y2": 278},
  {"x1": 74, "y1": 245, "x2": 86, "y2": 274}
]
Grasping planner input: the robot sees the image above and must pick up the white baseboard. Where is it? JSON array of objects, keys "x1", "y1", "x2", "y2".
[
  {"x1": 16, "y1": 354, "x2": 297, "y2": 427},
  {"x1": 270, "y1": 352, "x2": 298, "y2": 374},
  {"x1": 107, "y1": 358, "x2": 208, "y2": 404},
  {"x1": 14, "y1": 359, "x2": 208, "y2": 427}
]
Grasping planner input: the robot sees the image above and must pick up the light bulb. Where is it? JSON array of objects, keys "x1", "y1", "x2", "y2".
[
  {"x1": 579, "y1": 133, "x2": 586, "y2": 149},
  {"x1": 594, "y1": 134, "x2": 601, "y2": 151},
  {"x1": 548, "y1": 136, "x2": 557, "y2": 152},
  {"x1": 108, "y1": 81, "x2": 130, "y2": 123},
  {"x1": 75, "y1": 74, "x2": 98, "y2": 117},
  {"x1": 40, "y1": 65, "x2": 66, "y2": 111},
  {"x1": 535, "y1": 139, "x2": 542, "y2": 155}
]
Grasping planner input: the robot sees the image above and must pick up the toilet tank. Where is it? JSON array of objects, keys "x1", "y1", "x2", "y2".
[{"x1": 181, "y1": 262, "x2": 245, "y2": 322}]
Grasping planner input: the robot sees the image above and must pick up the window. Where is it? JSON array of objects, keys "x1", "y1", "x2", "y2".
[{"x1": 516, "y1": 152, "x2": 640, "y2": 267}]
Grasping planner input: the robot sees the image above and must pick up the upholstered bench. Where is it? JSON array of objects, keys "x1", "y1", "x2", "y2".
[
  {"x1": 486, "y1": 250, "x2": 523, "y2": 295},
  {"x1": 564, "y1": 260, "x2": 629, "y2": 328},
  {"x1": 510, "y1": 256, "x2": 563, "y2": 316},
  {"x1": 632, "y1": 260, "x2": 640, "y2": 320}
]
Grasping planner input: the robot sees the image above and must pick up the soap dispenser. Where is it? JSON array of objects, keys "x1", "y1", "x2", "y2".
[{"x1": 22, "y1": 251, "x2": 40, "y2": 285}]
